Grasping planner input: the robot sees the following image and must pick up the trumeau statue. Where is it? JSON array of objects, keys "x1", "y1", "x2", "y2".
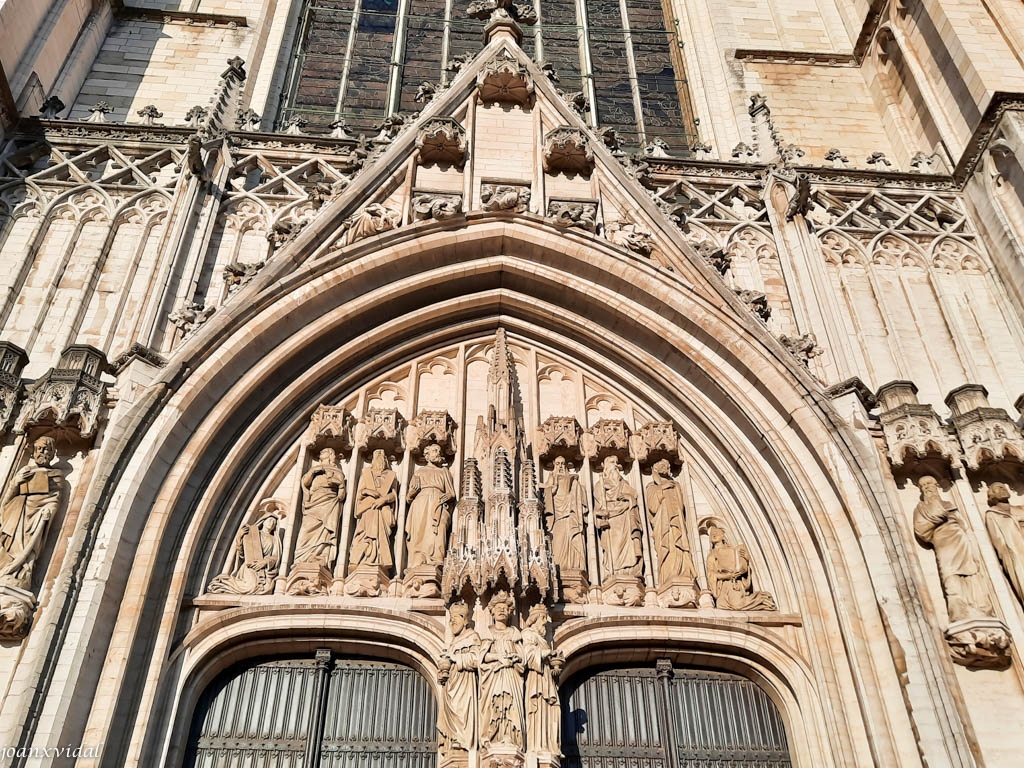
[
  {"x1": 913, "y1": 476, "x2": 994, "y2": 622},
  {"x1": 295, "y1": 447, "x2": 346, "y2": 569},
  {"x1": 705, "y1": 525, "x2": 775, "y2": 611},
  {"x1": 521, "y1": 604, "x2": 563, "y2": 757},
  {"x1": 644, "y1": 459, "x2": 697, "y2": 583},
  {"x1": 438, "y1": 602, "x2": 482, "y2": 767},
  {"x1": 479, "y1": 590, "x2": 526, "y2": 750},
  {"x1": 985, "y1": 483, "x2": 1024, "y2": 606},
  {"x1": 593, "y1": 456, "x2": 643, "y2": 577},
  {"x1": 207, "y1": 501, "x2": 284, "y2": 595},
  {"x1": 406, "y1": 443, "x2": 456, "y2": 568},
  {"x1": 350, "y1": 449, "x2": 399, "y2": 571},
  {"x1": 543, "y1": 457, "x2": 587, "y2": 573},
  {"x1": 0, "y1": 437, "x2": 64, "y2": 590}
]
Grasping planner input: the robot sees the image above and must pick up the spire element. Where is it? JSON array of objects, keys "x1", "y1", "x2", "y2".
[{"x1": 468, "y1": 0, "x2": 536, "y2": 44}]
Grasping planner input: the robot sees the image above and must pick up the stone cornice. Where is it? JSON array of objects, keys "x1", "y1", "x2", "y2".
[
  {"x1": 116, "y1": 5, "x2": 248, "y2": 28},
  {"x1": 734, "y1": 49, "x2": 857, "y2": 67}
]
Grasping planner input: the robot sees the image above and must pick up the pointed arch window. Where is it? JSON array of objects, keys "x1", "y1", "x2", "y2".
[{"x1": 277, "y1": 0, "x2": 698, "y2": 151}]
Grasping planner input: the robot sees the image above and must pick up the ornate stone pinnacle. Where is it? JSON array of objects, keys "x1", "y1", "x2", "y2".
[{"x1": 467, "y1": 0, "x2": 536, "y2": 43}]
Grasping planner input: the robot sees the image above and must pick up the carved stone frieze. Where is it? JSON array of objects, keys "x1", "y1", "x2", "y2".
[
  {"x1": 481, "y1": 183, "x2": 531, "y2": 213},
  {"x1": 542, "y1": 128, "x2": 593, "y2": 175},
  {"x1": 535, "y1": 416, "x2": 583, "y2": 462},
  {"x1": 307, "y1": 404, "x2": 354, "y2": 452},
  {"x1": 355, "y1": 407, "x2": 405, "y2": 455},
  {"x1": 223, "y1": 260, "x2": 265, "y2": 294},
  {"x1": 876, "y1": 381, "x2": 960, "y2": 469},
  {"x1": 631, "y1": 421, "x2": 682, "y2": 469},
  {"x1": 945, "y1": 385, "x2": 1024, "y2": 471},
  {"x1": 407, "y1": 410, "x2": 457, "y2": 457},
  {"x1": 335, "y1": 203, "x2": 401, "y2": 247},
  {"x1": 545, "y1": 199, "x2": 597, "y2": 232},
  {"x1": 477, "y1": 50, "x2": 534, "y2": 107},
  {"x1": 581, "y1": 419, "x2": 632, "y2": 464},
  {"x1": 14, "y1": 345, "x2": 108, "y2": 440},
  {"x1": 0, "y1": 342, "x2": 29, "y2": 436},
  {"x1": 606, "y1": 218, "x2": 654, "y2": 257},
  {"x1": 412, "y1": 192, "x2": 464, "y2": 222},
  {"x1": 416, "y1": 117, "x2": 467, "y2": 167}
]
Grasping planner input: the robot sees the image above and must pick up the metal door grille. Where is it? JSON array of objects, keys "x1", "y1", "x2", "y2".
[
  {"x1": 185, "y1": 657, "x2": 437, "y2": 768},
  {"x1": 562, "y1": 665, "x2": 791, "y2": 768}
]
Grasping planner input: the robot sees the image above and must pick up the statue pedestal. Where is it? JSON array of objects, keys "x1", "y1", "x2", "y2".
[
  {"x1": 602, "y1": 573, "x2": 644, "y2": 606},
  {"x1": 658, "y1": 577, "x2": 699, "y2": 608},
  {"x1": 558, "y1": 568, "x2": 589, "y2": 604},
  {"x1": 0, "y1": 585, "x2": 36, "y2": 640},
  {"x1": 344, "y1": 565, "x2": 391, "y2": 597},
  {"x1": 945, "y1": 617, "x2": 1013, "y2": 669},
  {"x1": 482, "y1": 744, "x2": 524, "y2": 768},
  {"x1": 284, "y1": 563, "x2": 334, "y2": 596},
  {"x1": 403, "y1": 564, "x2": 442, "y2": 598},
  {"x1": 534, "y1": 752, "x2": 561, "y2": 768}
]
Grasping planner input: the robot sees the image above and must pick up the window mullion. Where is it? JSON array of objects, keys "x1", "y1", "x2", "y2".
[
  {"x1": 387, "y1": 0, "x2": 414, "y2": 115},
  {"x1": 618, "y1": 0, "x2": 647, "y2": 145},
  {"x1": 335, "y1": 0, "x2": 364, "y2": 123},
  {"x1": 441, "y1": 0, "x2": 454, "y2": 83},
  {"x1": 575, "y1": 0, "x2": 599, "y2": 128}
]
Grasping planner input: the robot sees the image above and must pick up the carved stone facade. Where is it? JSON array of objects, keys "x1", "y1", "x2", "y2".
[{"x1": 4, "y1": 2, "x2": 1024, "y2": 767}]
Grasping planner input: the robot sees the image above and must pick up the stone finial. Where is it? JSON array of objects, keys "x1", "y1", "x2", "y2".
[
  {"x1": 136, "y1": 105, "x2": 164, "y2": 126},
  {"x1": 39, "y1": 96, "x2": 65, "y2": 119},
  {"x1": 731, "y1": 142, "x2": 755, "y2": 160},
  {"x1": 236, "y1": 108, "x2": 261, "y2": 130},
  {"x1": 866, "y1": 151, "x2": 892, "y2": 169},
  {"x1": 184, "y1": 105, "x2": 208, "y2": 128},
  {"x1": 467, "y1": 0, "x2": 536, "y2": 43},
  {"x1": 691, "y1": 140, "x2": 713, "y2": 160},
  {"x1": 328, "y1": 119, "x2": 355, "y2": 139},
  {"x1": 824, "y1": 148, "x2": 849, "y2": 167},
  {"x1": 86, "y1": 102, "x2": 112, "y2": 123},
  {"x1": 283, "y1": 116, "x2": 308, "y2": 135},
  {"x1": 642, "y1": 137, "x2": 671, "y2": 159}
]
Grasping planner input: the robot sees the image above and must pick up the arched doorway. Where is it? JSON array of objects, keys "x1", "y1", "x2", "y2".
[
  {"x1": 561, "y1": 661, "x2": 791, "y2": 768},
  {"x1": 184, "y1": 652, "x2": 437, "y2": 768}
]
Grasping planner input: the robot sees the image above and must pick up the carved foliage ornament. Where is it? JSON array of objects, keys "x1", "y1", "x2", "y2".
[
  {"x1": 477, "y1": 50, "x2": 534, "y2": 107},
  {"x1": 481, "y1": 183, "x2": 531, "y2": 213},
  {"x1": 545, "y1": 200, "x2": 597, "y2": 232},
  {"x1": 14, "y1": 346, "x2": 108, "y2": 440},
  {"x1": 416, "y1": 118, "x2": 468, "y2": 167},
  {"x1": 412, "y1": 192, "x2": 464, "y2": 222},
  {"x1": 543, "y1": 128, "x2": 593, "y2": 175},
  {"x1": 336, "y1": 203, "x2": 401, "y2": 247},
  {"x1": 606, "y1": 218, "x2": 654, "y2": 257}
]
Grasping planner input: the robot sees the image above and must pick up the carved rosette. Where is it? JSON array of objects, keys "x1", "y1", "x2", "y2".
[
  {"x1": 0, "y1": 342, "x2": 29, "y2": 436},
  {"x1": 14, "y1": 345, "x2": 108, "y2": 441},
  {"x1": 535, "y1": 416, "x2": 583, "y2": 462},
  {"x1": 407, "y1": 410, "x2": 457, "y2": 457},
  {"x1": 307, "y1": 405, "x2": 354, "y2": 452},
  {"x1": 355, "y1": 407, "x2": 405, "y2": 456},
  {"x1": 481, "y1": 183, "x2": 531, "y2": 213},
  {"x1": 545, "y1": 200, "x2": 597, "y2": 232},
  {"x1": 477, "y1": 50, "x2": 534, "y2": 107},
  {"x1": 606, "y1": 218, "x2": 654, "y2": 257},
  {"x1": 581, "y1": 419, "x2": 632, "y2": 464},
  {"x1": 631, "y1": 421, "x2": 682, "y2": 470},
  {"x1": 877, "y1": 381, "x2": 960, "y2": 469},
  {"x1": 945, "y1": 385, "x2": 1024, "y2": 471},
  {"x1": 416, "y1": 117, "x2": 468, "y2": 167},
  {"x1": 412, "y1": 192, "x2": 464, "y2": 222},
  {"x1": 543, "y1": 127, "x2": 593, "y2": 175}
]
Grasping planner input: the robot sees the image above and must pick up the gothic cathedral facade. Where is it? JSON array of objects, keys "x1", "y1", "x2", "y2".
[{"x1": 2, "y1": 1, "x2": 1024, "y2": 766}]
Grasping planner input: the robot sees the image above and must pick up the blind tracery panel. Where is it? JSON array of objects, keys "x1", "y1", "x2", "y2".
[{"x1": 279, "y1": 0, "x2": 696, "y2": 149}]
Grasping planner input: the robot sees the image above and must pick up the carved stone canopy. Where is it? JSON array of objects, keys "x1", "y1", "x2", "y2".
[
  {"x1": 876, "y1": 381, "x2": 960, "y2": 469},
  {"x1": 545, "y1": 199, "x2": 597, "y2": 232},
  {"x1": 631, "y1": 421, "x2": 682, "y2": 470},
  {"x1": 477, "y1": 50, "x2": 534, "y2": 107},
  {"x1": 408, "y1": 410, "x2": 458, "y2": 457},
  {"x1": 416, "y1": 117, "x2": 468, "y2": 167},
  {"x1": 0, "y1": 342, "x2": 29, "y2": 436},
  {"x1": 543, "y1": 127, "x2": 594, "y2": 175},
  {"x1": 535, "y1": 416, "x2": 583, "y2": 462},
  {"x1": 14, "y1": 345, "x2": 109, "y2": 441},
  {"x1": 945, "y1": 384, "x2": 1024, "y2": 471},
  {"x1": 355, "y1": 407, "x2": 406, "y2": 456},
  {"x1": 582, "y1": 418, "x2": 633, "y2": 464},
  {"x1": 307, "y1": 404, "x2": 354, "y2": 452}
]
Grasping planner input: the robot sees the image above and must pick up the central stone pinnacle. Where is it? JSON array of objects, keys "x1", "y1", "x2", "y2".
[{"x1": 468, "y1": 0, "x2": 537, "y2": 44}]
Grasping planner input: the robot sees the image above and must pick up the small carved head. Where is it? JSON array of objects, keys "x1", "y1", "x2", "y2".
[
  {"x1": 918, "y1": 475, "x2": 940, "y2": 498},
  {"x1": 653, "y1": 458, "x2": 672, "y2": 477},
  {"x1": 488, "y1": 590, "x2": 514, "y2": 622},
  {"x1": 371, "y1": 449, "x2": 388, "y2": 473},
  {"x1": 988, "y1": 482, "x2": 1012, "y2": 506},
  {"x1": 449, "y1": 601, "x2": 472, "y2": 634},
  {"x1": 552, "y1": 456, "x2": 569, "y2": 474},
  {"x1": 601, "y1": 455, "x2": 621, "y2": 476},
  {"x1": 318, "y1": 447, "x2": 337, "y2": 465},
  {"x1": 33, "y1": 436, "x2": 56, "y2": 466},
  {"x1": 707, "y1": 525, "x2": 727, "y2": 547},
  {"x1": 424, "y1": 443, "x2": 444, "y2": 465},
  {"x1": 526, "y1": 602, "x2": 550, "y2": 631},
  {"x1": 261, "y1": 514, "x2": 279, "y2": 533}
]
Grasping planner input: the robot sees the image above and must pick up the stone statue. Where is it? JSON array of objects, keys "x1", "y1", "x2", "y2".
[
  {"x1": 207, "y1": 502, "x2": 284, "y2": 595},
  {"x1": 985, "y1": 483, "x2": 1024, "y2": 606},
  {"x1": 294, "y1": 447, "x2": 346, "y2": 569},
  {"x1": 406, "y1": 444, "x2": 456, "y2": 568},
  {"x1": 593, "y1": 456, "x2": 643, "y2": 577},
  {"x1": 438, "y1": 601, "x2": 482, "y2": 766},
  {"x1": 644, "y1": 460, "x2": 697, "y2": 583},
  {"x1": 913, "y1": 476, "x2": 994, "y2": 622},
  {"x1": 0, "y1": 437, "x2": 64, "y2": 589},
  {"x1": 706, "y1": 525, "x2": 775, "y2": 610},
  {"x1": 349, "y1": 450, "x2": 399, "y2": 571},
  {"x1": 543, "y1": 457, "x2": 588, "y2": 572},
  {"x1": 479, "y1": 590, "x2": 525, "y2": 749},
  {"x1": 521, "y1": 604, "x2": 563, "y2": 756}
]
